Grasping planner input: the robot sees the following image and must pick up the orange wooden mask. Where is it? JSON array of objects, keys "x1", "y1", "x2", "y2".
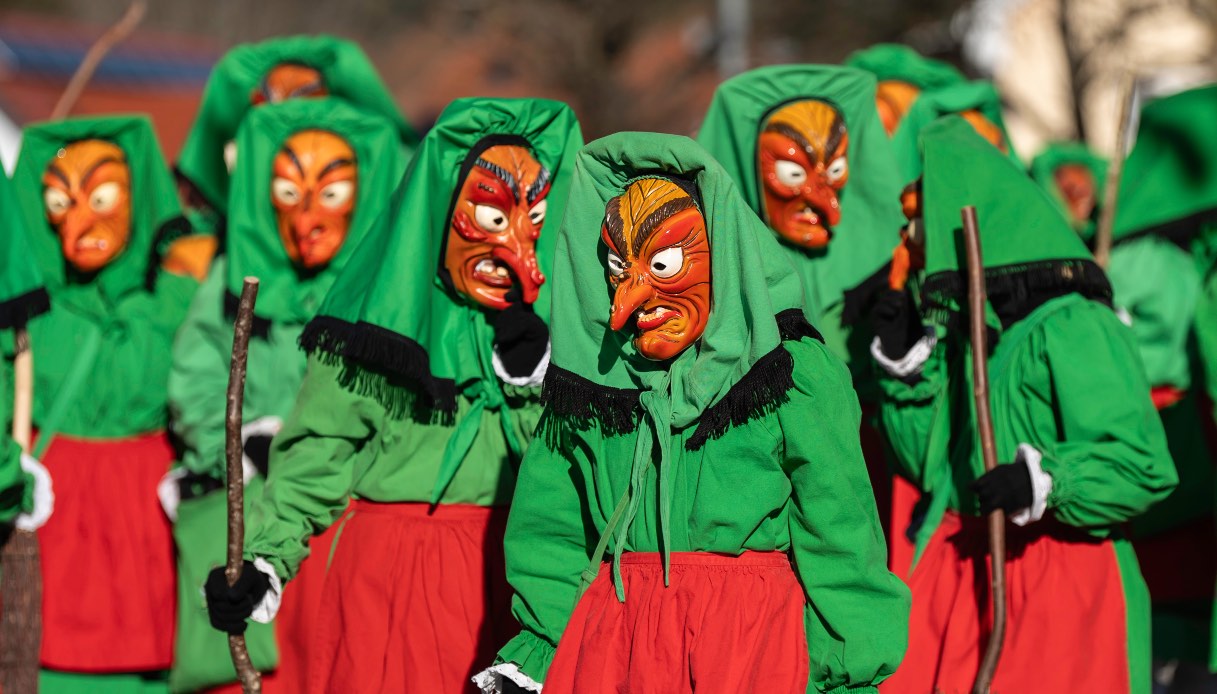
[
  {"x1": 960, "y1": 109, "x2": 1007, "y2": 153},
  {"x1": 1052, "y1": 163, "x2": 1097, "y2": 224},
  {"x1": 271, "y1": 129, "x2": 357, "y2": 269},
  {"x1": 445, "y1": 144, "x2": 550, "y2": 310},
  {"x1": 42, "y1": 139, "x2": 131, "y2": 273},
  {"x1": 876, "y1": 80, "x2": 921, "y2": 135},
  {"x1": 757, "y1": 99, "x2": 849, "y2": 250},
  {"x1": 603, "y1": 178, "x2": 711, "y2": 361},
  {"x1": 252, "y1": 63, "x2": 328, "y2": 105}
]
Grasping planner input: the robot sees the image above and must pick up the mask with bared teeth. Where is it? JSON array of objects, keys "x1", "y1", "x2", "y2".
[
  {"x1": 270, "y1": 129, "x2": 358, "y2": 270},
  {"x1": 42, "y1": 139, "x2": 131, "y2": 273}
]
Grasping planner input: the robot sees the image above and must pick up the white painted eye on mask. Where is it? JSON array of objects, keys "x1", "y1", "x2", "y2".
[
  {"x1": 528, "y1": 199, "x2": 547, "y2": 226},
  {"x1": 606, "y1": 251, "x2": 625, "y2": 278},
  {"x1": 774, "y1": 160, "x2": 807, "y2": 188},
  {"x1": 475, "y1": 204, "x2": 508, "y2": 233},
  {"x1": 89, "y1": 182, "x2": 122, "y2": 213},
  {"x1": 44, "y1": 187, "x2": 71, "y2": 216},
  {"x1": 826, "y1": 156, "x2": 848, "y2": 184},
  {"x1": 649, "y1": 246, "x2": 683, "y2": 279},
  {"x1": 272, "y1": 178, "x2": 301, "y2": 206},
  {"x1": 318, "y1": 180, "x2": 354, "y2": 210}
]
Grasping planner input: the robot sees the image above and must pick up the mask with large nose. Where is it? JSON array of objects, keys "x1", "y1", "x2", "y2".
[
  {"x1": 444, "y1": 144, "x2": 550, "y2": 310},
  {"x1": 603, "y1": 178, "x2": 711, "y2": 362},
  {"x1": 757, "y1": 99, "x2": 849, "y2": 250},
  {"x1": 271, "y1": 129, "x2": 358, "y2": 270},
  {"x1": 42, "y1": 139, "x2": 131, "y2": 273}
]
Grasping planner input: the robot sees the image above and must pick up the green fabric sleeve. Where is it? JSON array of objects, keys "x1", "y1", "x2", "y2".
[
  {"x1": 246, "y1": 355, "x2": 382, "y2": 580},
  {"x1": 779, "y1": 339, "x2": 909, "y2": 692},
  {"x1": 1037, "y1": 305, "x2": 1178, "y2": 528},
  {"x1": 168, "y1": 265, "x2": 231, "y2": 477},
  {"x1": 0, "y1": 437, "x2": 30, "y2": 524},
  {"x1": 876, "y1": 333, "x2": 952, "y2": 491},
  {"x1": 495, "y1": 416, "x2": 594, "y2": 684},
  {"x1": 1197, "y1": 270, "x2": 1217, "y2": 426},
  {"x1": 1107, "y1": 236, "x2": 1201, "y2": 389}
]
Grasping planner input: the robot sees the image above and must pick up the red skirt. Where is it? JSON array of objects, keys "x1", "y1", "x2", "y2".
[
  {"x1": 881, "y1": 511, "x2": 1134, "y2": 694},
  {"x1": 36, "y1": 432, "x2": 176, "y2": 672},
  {"x1": 308, "y1": 500, "x2": 514, "y2": 694},
  {"x1": 544, "y1": 551, "x2": 808, "y2": 694}
]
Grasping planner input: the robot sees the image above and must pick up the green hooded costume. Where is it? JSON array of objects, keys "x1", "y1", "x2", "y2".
[
  {"x1": 696, "y1": 65, "x2": 906, "y2": 383},
  {"x1": 890, "y1": 79, "x2": 1018, "y2": 181},
  {"x1": 875, "y1": 116, "x2": 1174, "y2": 693},
  {"x1": 11, "y1": 114, "x2": 199, "y2": 693},
  {"x1": 844, "y1": 43, "x2": 966, "y2": 95},
  {"x1": 176, "y1": 34, "x2": 417, "y2": 232},
  {"x1": 1108, "y1": 84, "x2": 1217, "y2": 668},
  {"x1": 483, "y1": 132, "x2": 908, "y2": 693},
  {"x1": 164, "y1": 98, "x2": 406, "y2": 692},
  {"x1": 1029, "y1": 141, "x2": 1108, "y2": 242}
]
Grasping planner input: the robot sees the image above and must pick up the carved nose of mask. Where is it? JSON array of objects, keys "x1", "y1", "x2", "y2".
[
  {"x1": 610, "y1": 275, "x2": 653, "y2": 332},
  {"x1": 806, "y1": 180, "x2": 842, "y2": 227},
  {"x1": 491, "y1": 246, "x2": 545, "y2": 305}
]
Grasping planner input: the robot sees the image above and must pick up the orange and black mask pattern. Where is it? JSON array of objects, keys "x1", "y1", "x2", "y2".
[
  {"x1": 603, "y1": 178, "x2": 711, "y2": 362},
  {"x1": 252, "y1": 63, "x2": 329, "y2": 105},
  {"x1": 271, "y1": 129, "x2": 358, "y2": 270},
  {"x1": 43, "y1": 139, "x2": 131, "y2": 273},
  {"x1": 758, "y1": 99, "x2": 849, "y2": 250},
  {"x1": 444, "y1": 144, "x2": 550, "y2": 311},
  {"x1": 1053, "y1": 163, "x2": 1098, "y2": 225}
]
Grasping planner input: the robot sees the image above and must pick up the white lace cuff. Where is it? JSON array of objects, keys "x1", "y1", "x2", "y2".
[
  {"x1": 249, "y1": 557, "x2": 283, "y2": 623},
  {"x1": 870, "y1": 328, "x2": 937, "y2": 379},
  {"x1": 241, "y1": 416, "x2": 282, "y2": 482},
  {"x1": 1010, "y1": 443, "x2": 1053, "y2": 526},
  {"x1": 492, "y1": 341, "x2": 550, "y2": 388},
  {"x1": 15, "y1": 454, "x2": 53, "y2": 531},
  {"x1": 472, "y1": 663, "x2": 543, "y2": 692},
  {"x1": 157, "y1": 467, "x2": 188, "y2": 521}
]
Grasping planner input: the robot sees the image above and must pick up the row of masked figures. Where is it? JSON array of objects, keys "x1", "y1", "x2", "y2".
[{"x1": 0, "y1": 35, "x2": 1213, "y2": 694}]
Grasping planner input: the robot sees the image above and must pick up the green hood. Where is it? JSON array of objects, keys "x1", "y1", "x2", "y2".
[
  {"x1": 918, "y1": 116, "x2": 1110, "y2": 327},
  {"x1": 844, "y1": 43, "x2": 966, "y2": 92},
  {"x1": 1113, "y1": 84, "x2": 1217, "y2": 243},
  {"x1": 696, "y1": 64, "x2": 905, "y2": 317},
  {"x1": 226, "y1": 97, "x2": 407, "y2": 325},
  {"x1": 300, "y1": 97, "x2": 583, "y2": 415},
  {"x1": 1029, "y1": 141, "x2": 1108, "y2": 241},
  {"x1": 0, "y1": 172, "x2": 49, "y2": 328},
  {"x1": 541, "y1": 131, "x2": 818, "y2": 593},
  {"x1": 13, "y1": 115, "x2": 189, "y2": 310},
  {"x1": 177, "y1": 35, "x2": 417, "y2": 214},
  {"x1": 891, "y1": 80, "x2": 1018, "y2": 181}
]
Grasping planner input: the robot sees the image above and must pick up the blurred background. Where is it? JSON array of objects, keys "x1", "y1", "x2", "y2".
[{"x1": 0, "y1": 0, "x2": 1214, "y2": 169}]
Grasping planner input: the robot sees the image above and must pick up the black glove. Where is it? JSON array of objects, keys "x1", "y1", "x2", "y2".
[
  {"x1": 491, "y1": 278, "x2": 549, "y2": 378},
  {"x1": 970, "y1": 462, "x2": 1034, "y2": 515},
  {"x1": 205, "y1": 561, "x2": 270, "y2": 635},
  {"x1": 872, "y1": 288, "x2": 924, "y2": 359},
  {"x1": 502, "y1": 678, "x2": 532, "y2": 694},
  {"x1": 244, "y1": 434, "x2": 273, "y2": 478}
]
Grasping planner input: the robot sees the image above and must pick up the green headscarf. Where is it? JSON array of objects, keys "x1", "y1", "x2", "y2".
[
  {"x1": 177, "y1": 35, "x2": 418, "y2": 213},
  {"x1": 918, "y1": 116, "x2": 1110, "y2": 327},
  {"x1": 844, "y1": 43, "x2": 966, "y2": 93},
  {"x1": 13, "y1": 115, "x2": 189, "y2": 308},
  {"x1": 891, "y1": 80, "x2": 1018, "y2": 181},
  {"x1": 226, "y1": 97, "x2": 407, "y2": 324},
  {"x1": 0, "y1": 173, "x2": 48, "y2": 329},
  {"x1": 541, "y1": 132, "x2": 817, "y2": 591},
  {"x1": 300, "y1": 97, "x2": 582, "y2": 416},
  {"x1": 1029, "y1": 142, "x2": 1108, "y2": 241},
  {"x1": 696, "y1": 65, "x2": 905, "y2": 319},
  {"x1": 1113, "y1": 84, "x2": 1217, "y2": 243}
]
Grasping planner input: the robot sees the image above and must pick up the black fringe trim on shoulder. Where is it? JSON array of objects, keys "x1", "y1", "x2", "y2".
[
  {"x1": 539, "y1": 364, "x2": 642, "y2": 437},
  {"x1": 223, "y1": 291, "x2": 271, "y2": 340},
  {"x1": 0, "y1": 288, "x2": 50, "y2": 330},
  {"x1": 921, "y1": 258, "x2": 1112, "y2": 331},
  {"x1": 841, "y1": 261, "x2": 893, "y2": 326},
  {"x1": 685, "y1": 344, "x2": 795, "y2": 451},
  {"x1": 299, "y1": 315, "x2": 458, "y2": 416}
]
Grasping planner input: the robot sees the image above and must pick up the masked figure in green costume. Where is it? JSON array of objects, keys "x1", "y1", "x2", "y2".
[
  {"x1": 475, "y1": 132, "x2": 908, "y2": 694},
  {"x1": 1030, "y1": 142, "x2": 1108, "y2": 243},
  {"x1": 174, "y1": 34, "x2": 418, "y2": 277},
  {"x1": 871, "y1": 116, "x2": 1175, "y2": 693},
  {"x1": 162, "y1": 98, "x2": 405, "y2": 693},
  {"x1": 1107, "y1": 84, "x2": 1217, "y2": 680},
  {"x1": 202, "y1": 98, "x2": 581, "y2": 694},
  {"x1": 0, "y1": 170, "x2": 54, "y2": 544},
  {"x1": 10, "y1": 115, "x2": 201, "y2": 693},
  {"x1": 844, "y1": 43, "x2": 967, "y2": 136}
]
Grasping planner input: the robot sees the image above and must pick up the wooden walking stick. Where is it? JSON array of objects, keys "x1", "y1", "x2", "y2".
[
  {"x1": 962, "y1": 207, "x2": 1008, "y2": 694},
  {"x1": 49, "y1": 0, "x2": 147, "y2": 120},
  {"x1": 1093, "y1": 72, "x2": 1137, "y2": 270},
  {"x1": 226, "y1": 278, "x2": 262, "y2": 693},
  {"x1": 1, "y1": 324, "x2": 41, "y2": 693}
]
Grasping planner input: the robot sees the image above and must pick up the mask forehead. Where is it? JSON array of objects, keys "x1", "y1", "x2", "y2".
[
  {"x1": 473, "y1": 144, "x2": 546, "y2": 201},
  {"x1": 276, "y1": 129, "x2": 356, "y2": 183},
  {"x1": 45, "y1": 139, "x2": 128, "y2": 189},
  {"x1": 256, "y1": 63, "x2": 328, "y2": 104},
  {"x1": 762, "y1": 99, "x2": 847, "y2": 163},
  {"x1": 605, "y1": 178, "x2": 694, "y2": 261}
]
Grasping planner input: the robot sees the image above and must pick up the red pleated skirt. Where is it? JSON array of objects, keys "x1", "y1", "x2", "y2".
[
  {"x1": 880, "y1": 511, "x2": 1134, "y2": 694},
  {"x1": 544, "y1": 551, "x2": 809, "y2": 694},
  {"x1": 36, "y1": 432, "x2": 176, "y2": 672},
  {"x1": 308, "y1": 500, "x2": 514, "y2": 694}
]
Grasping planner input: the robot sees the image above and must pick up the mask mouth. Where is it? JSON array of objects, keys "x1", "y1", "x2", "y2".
[
  {"x1": 74, "y1": 234, "x2": 110, "y2": 252},
  {"x1": 472, "y1": 257, "x2": 514, "y2": 288},
  {"x1": 635, "y1": 304, "x2": 680, "y2": 331}
]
